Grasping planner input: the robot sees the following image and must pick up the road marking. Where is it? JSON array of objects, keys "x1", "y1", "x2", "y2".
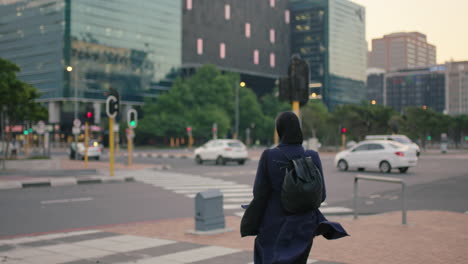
[
  {"x1": 174, "y1": 188, "x2": 251, "y2": 194},
  {"x1": 320, "y1": 207, "x2": 354, "y2": 214},
  {"x1": 0, "y1": 230, "x2": 100, "y2": 244},
  {"x1": 41, "y1": 197, "x2": 93, "y2": 205},
  {"x1": 132, "y1": 245, "x2": 241, "y2": 264},
  {"x1": 225, "y1": 198, "x2": 253, "y2": 203},
  {"x1": 163, "y1": 184, "x2": 249, "y2": 190}
]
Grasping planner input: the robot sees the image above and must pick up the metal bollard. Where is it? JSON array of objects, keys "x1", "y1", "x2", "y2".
[{"x1": 353, "y1": 175, "x2": 407, "y2": 225}]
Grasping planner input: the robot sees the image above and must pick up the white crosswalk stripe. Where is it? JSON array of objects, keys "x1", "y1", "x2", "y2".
[
  {"x1": 135, "y1": 171, "x2": 253, "y2": 216},
  {"x1": 135, "y1": 171, "x2": 353, "y2": 218},
  {"x1": 0, "y1": 231, "x2": 255, "y2": 264}
]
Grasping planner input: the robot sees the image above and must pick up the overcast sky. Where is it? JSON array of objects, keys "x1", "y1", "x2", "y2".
[{"x1": 353, "y1": 0, "x2": 468, "y2": 64}]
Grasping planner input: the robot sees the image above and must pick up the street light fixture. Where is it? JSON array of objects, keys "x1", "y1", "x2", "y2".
[
  {"x1": 66, "y1": 66, "x2": 73, "y2": 72},
  {"x1": 235, "y1": 82, "x2": 245, "y2": 139},
  {"x1": 371, "y1": 100, "x2": 376, "y2": 105}
]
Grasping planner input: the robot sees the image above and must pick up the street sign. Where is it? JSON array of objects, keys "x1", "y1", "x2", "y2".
[
  {"x1": 127, "y1": 109, "x2": 138, "y2": 128},
  {"x1": 73, "y1": 118, "x2": 81, "y2": 128},
  {"x1": 72, "y1": 127, "x2": 80, "y2": 135},
  {"x1": 126, "y1": 128, "x2": 135, "y2": 139},
  {"x1": 34, "y1": 120, "x2": 46, "y2": 135}
]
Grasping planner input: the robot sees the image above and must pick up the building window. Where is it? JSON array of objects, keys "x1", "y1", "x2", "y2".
[
  {"x1": 220, "y1": 43, "x2": 226, "y2": 59},
  {"x1": 285, "y1": 10, "x2": 290, "y2": 24},
  {"x1": 225, "y1": 4, "x2": 230, "y2": 20},
  {"x1": 270, "y1": 53, "x2": 275, "y2": 68},
  {"x1": 245, "y1": 23, "x2": 251, "y2": 38},
  {"x1": 197, "y1": 38, "x2": 203, "y2": 55},
  {"x1": 270, "y1": 0, "x2": 275, "y2": 8},
  {"x1": 254, "y1": 49, "x2": 259, "y2": 65},
  {"x1": 186, "y1": 0, "x2": 192, "y2": 10},
  {"x1": 269, "y1": 29, "x2": 275, "y2": 43}
]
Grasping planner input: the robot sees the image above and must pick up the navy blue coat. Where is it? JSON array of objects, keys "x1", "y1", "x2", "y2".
[{"x1": 241, "y1": 143, "x2": 348, "y2": 264}]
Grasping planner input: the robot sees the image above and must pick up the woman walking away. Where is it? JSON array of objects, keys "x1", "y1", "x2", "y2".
[{"x1": 241, "y1": 112, "x2": 349, "y2": 264}]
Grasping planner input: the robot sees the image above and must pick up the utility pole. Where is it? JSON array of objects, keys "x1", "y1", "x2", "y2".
[{"x1": 235, "y1": 82, "x2": 245, "y2": 139}]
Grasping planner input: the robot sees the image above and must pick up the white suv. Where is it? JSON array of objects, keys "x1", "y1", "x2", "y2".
[
  {"x1": 365, "y1": 135, "x2": 420, "y2": 157},
  {"x1": 194, "y1": 139, "x2": 248, "y2": 165}
]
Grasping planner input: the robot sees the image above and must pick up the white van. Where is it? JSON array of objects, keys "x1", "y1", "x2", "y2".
[{"x1": 364, "y1": 135, "x2": 420, "y2": 156}]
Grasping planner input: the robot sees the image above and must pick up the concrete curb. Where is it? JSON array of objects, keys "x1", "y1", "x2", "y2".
[{"x1": 0, "y1": 176, "x2": 135, "y2": 190}]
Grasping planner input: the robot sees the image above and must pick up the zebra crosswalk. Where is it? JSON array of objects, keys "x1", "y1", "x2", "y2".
[
  {"x1": 0, "y1": 230, "x2": 337, "y2": 264},
  {"x1": 0, "y1": 230, "x2": 248, "y2": 264},
  {"x1": 135, "y1": 171, "x2": 354, "y2": 218}
]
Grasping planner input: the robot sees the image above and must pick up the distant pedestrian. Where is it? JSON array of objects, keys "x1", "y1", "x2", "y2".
[{"x1": 241, "y1": 111, "x2": 348, "y2": 264}]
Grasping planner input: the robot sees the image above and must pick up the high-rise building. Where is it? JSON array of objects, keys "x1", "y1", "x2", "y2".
[
  {"x1": 384, "y1": 66, "x2": 446, "y2": 113},
  {"x1": 369, "y1": 32, "x2": 437, "y2": 72},
  {"x1": 182, "y1": 0, "x2": 290, "y2": 97},
  {"x1": 367, "y1": 68, "x2": 385, "y2": 105},
  {"x1": 1, "y1": 0, "x2": 291, "y2": 133},
  {"x1": 0, "y1": 0, "x2": 181, "y2": 130},
  {"x1": 290, "y1": 0, "x2": 367, "y2": 109},
  {"x1": 445, "y1": 61, "x2": 468, "y2": 115}
]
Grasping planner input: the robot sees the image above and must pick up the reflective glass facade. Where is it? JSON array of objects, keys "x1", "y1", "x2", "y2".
[
  {"x1": 385, "y1": 68, "x2": 446, "y2": 113},
  {"x1": 290, "y1": 0, "x2": 367, "y2": 109},
  {"x1": 0, "y1": 0, "x2": 181, "y2": 104},
  {"x1": 0, "y1": 0, "x2": 66, "y2": 99},
  {"x1": 69, "y1": 0, "x2": 181, "y2": 102}
]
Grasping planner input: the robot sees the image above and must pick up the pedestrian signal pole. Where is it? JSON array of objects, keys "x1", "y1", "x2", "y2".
[
  {"x1": 127, "y1": 109, "x2": 137, "y2": 167},
  {"x1": 187, "y1": 126, "x2": 193, "y2": 149},
  {"x1": 341, "y1": 127, "x2": 347, "y2": 150},
  {"x1": 106, "y1": 89, "x2": 120, "y2": 176},
  {"x1": 84, "y1": 110, "x2": 93, "y2": 168}
]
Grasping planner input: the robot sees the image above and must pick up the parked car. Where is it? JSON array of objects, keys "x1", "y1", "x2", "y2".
[
  {"x1": 69, "y1": 140, "x2": 102, "y2": 160},
  {"x1": 194, "y1": 139, "x2": 248, "y2": 165},
  {"x1": 365, "y1": 134, "x2": 420, "y2": 156},
  {"x1": 334, "y1": 140, "x2": 418, "y2": 173}
]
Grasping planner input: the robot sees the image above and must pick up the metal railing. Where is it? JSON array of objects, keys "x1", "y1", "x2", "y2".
[{"x1": 353, "y1": 174, "x2": 407, "y2": 225}]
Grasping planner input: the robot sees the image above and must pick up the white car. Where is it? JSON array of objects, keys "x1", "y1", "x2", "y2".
[
  {"x1": 365, "y1": 135, "x2": 420, "y2": 156},
  {"x1": 69, "y1": 140, "x2": 102, "y2": 160},
  {"x1": 334, "y1": 140, "x2": 418, "y2": 173},
  {"x1": 194, "y1": 139, "x2": 248, "y2": 165}
]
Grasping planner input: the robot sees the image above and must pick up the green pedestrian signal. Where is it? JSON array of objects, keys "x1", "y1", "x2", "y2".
[
  {"x1": 23, "y1": 130, "x2": 28, "y2": 135},
  {"x1": 427, "y1": 136, "x2": 432, "y2": 141}
]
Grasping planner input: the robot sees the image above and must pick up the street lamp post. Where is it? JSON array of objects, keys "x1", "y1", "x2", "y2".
[
  {"x1": 235, "y1": 81, "x2": 246, "y2": 139},
  {"x1": 67, "y1": 66, "x2": 79, "y2": 160}
]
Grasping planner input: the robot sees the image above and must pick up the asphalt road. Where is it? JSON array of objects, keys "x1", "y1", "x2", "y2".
[{"x1": 1, "y1": 151, "x2": 466, "y2": 237}]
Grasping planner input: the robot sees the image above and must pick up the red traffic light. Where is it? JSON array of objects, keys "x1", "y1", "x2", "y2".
[
  {"x1": 341, "y1": 128, "x2": 347, "y2": 134},
  {"x1": 186, "y1": 126, "x2": 192, "y2": 132},
  {"x1": 87, "y1": 112, "x2": 93, "y2": 118}
]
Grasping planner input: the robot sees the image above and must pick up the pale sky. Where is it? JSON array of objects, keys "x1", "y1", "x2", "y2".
[{"x1": 352, "y1": 0, "x2": 468, "y2": 64}]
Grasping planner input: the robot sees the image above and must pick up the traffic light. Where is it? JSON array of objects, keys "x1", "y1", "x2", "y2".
[
  {"x1": 84, "y1": 104, "x2": 94, "y2": 124},
  {"x1": 278, "y1": 55, "x2": 310, "y2": 106},
  {"x1": 427, "y1": 136, "x2": 432, "y2": 141},
  {"x1": 106, "y1": 87, "x2": 120, "y2": 118},
  {"x1": 127, "y1": 109, "x2": 138, "y2": 128},
  {"x1": 341, "y1": 127, "x2": 347, "y2": 134},
  {"x1": 288, "y1": 55, "x2": 309, "y2": 106},
  {"x1": 23, "y1": 130, "x2": 28, "y2": 135}
]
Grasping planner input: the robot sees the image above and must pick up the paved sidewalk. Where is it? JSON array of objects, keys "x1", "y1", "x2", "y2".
[{"x1": 100, "y1": 210, "x2": 468, "y2": 264}]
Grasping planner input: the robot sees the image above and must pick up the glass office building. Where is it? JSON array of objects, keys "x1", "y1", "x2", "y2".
[
  {"x1": 290, "y1": 0, "x2": 367, "y2": 109},
  {"x1": 0, "y1": 0, "x2": 181, "y2": 128}
]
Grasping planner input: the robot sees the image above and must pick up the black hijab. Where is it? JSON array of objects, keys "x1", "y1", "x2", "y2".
[{"x1": 276, "y1": 111, "x2": 303, "y2": 145}]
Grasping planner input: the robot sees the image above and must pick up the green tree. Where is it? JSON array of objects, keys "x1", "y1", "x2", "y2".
[
  {"x1": 137, "y1": 64, "x2": 265, "y2": 145},
  {"x1": 0, "y1": 58, "x2": 48, "y2": 159}
]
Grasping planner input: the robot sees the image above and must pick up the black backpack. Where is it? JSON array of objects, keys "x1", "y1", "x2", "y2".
[{"x1": 277, "y1": 149, "x2": 323, "y2": 214}]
